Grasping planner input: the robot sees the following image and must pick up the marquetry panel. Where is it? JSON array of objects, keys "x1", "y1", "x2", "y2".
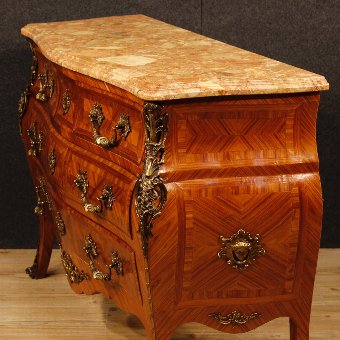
[
  {"x1": 62, "y1": 149, "x2": 136, "y2": 236},
  {"x1": 165, "y1": 94, "x2": 320, "y2": 172},
  {"x1": 176, "y1": 175, "x2": 301, "y2": 305}
]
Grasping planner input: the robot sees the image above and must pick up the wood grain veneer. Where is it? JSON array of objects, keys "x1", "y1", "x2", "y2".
[{"x1": 18, "y1": 18, "x2": 327, "y2": 340}]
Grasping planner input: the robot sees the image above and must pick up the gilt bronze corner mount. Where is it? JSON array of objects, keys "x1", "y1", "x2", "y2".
[{"x1": 135, "y1": 102, "x2": 168, "y2": 258}]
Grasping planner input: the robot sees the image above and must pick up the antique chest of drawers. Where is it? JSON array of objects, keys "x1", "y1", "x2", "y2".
[{"x1": 19, "y1": 15, "x2": 328, "y2": 340}]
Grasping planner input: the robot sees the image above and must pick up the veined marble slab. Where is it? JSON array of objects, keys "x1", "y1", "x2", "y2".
[{"x1": 21, "y1": 15, "x2": 329, "y2": 100}]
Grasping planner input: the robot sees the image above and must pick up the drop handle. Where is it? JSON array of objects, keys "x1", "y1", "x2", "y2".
[
  {"x1": 83, "y1": 234, "x2": 123, "y2": 280},
  {"x1": 74, "y1": 169, "x2": 114, "y2": 214},
  {"x1": 89, "y1": 102, "x2": 131, "y2": 149}
]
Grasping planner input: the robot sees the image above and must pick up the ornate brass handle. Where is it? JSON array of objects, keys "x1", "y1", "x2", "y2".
[
  {"x1": 34, "y1": 177, "x2": 51, "y2": 215},
  {"x1": 208, "y1": 311, "x2": 261, "y2": 327},
  {"x1": 88, "y1": 103, "x2": 131, "y2": 149},
  {"x1": 36, "y1": 65, "x2": 54, "y2": 102},
  {"x1": 74, "y1": 170, "x2": 114, "y2": 214},
  {"x1": 218, "y1": 229, "x2": 265, "y2": 271},
  {"x1": 27, "y1": 122, "x2": 43, "y2": 157},
  {"x1": 83, "y1": 235, "x2": 123, "y2": 280}
]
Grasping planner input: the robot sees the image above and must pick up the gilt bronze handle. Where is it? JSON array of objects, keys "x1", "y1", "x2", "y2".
[
  {"x1": 218, "y1": 229, "x2": 265, "y2": 271},
  {"x1": 88, "y1": 102, "x2": 131, "y2": 149},
  {"x1": 34, "y1": 177, "x2": 51, "y2": 215},
  {"x1": 83, "y1": 234, "x2": 123, "y2": 280},
  {"x1": 74, "y1": 170, "x2": 114, "y2": 214}
]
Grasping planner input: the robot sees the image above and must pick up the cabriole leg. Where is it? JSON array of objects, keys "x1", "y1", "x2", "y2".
[{"x1": 25, "y1": 214, "x2": 55, "y2": 279}]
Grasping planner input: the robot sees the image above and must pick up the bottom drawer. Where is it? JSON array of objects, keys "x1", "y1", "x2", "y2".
[{"x1": 56, "y1": 205, "x2": 142, "y2": 306}]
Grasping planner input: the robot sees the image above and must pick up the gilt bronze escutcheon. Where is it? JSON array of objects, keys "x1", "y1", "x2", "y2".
[
  {"x1": 36, "y1": 66, "x2": 54, "y2": 102},
  {"x1": 218, "y1": 229, "x2": 265, "y2": 271}
]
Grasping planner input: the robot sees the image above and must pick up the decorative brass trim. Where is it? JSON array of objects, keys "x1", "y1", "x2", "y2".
[
  {"x1": 135, "y1": 103, "x2": 168, "y2": 257},
  {"x1": 55, "y1": 212, "x2": 66, "y2": 236},
  {"x1": 208, "y1": 311, "x2": 261, "y2": 327},
  {"x1": 88, "y1": 102, "x2": 131, "y2": 149},
  {"x1": 25, "y1": 248, "x2": 39, "y2": 278},
  {"x1": 18, "y1": 40, "x2": 38, "y2": 135},
  {"x1": 61, "y1": 249, "x2": 88, "y2": 283},
  {"x1": 34, "y1": 177, "x2": 51, "y2": 215},
  {"x1": 48, "y1": 148, "x2": 56, "y2": 174},
  {"x1": 83, "y1": 234, "x2": 123, "y2": 280},
  {"x1": 62, "y1": 89, "x2": 71, "y2": 114},
  {"x1": 27, "y1": 122, "x2": 43, "y2": 157},
  {"x1": 36, "y1": 65, "x2": 54, "y2": 102},
  {"x1": 74, "y1": 170, "x2": 114, "y2": 214},
  {"x1": 218, "y1": 229, "x2": 265, "y2": 271}
]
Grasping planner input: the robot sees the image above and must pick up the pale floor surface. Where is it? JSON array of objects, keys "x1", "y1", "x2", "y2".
[{"x1": 0, "y1": 249, "x2": 339, "y2": 339}]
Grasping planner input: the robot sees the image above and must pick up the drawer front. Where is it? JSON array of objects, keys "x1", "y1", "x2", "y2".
[
  {"x1": 62, "y1": 149, "x2": 136, "y2": 236},
  {"x1": 51, "y1": 68, "x2": 145, "y2": 166},
  {"x1": 175, "y1": 175, "x2": 302, "y2": 305},
  {"x1": 56, "y1": 204, "x2": 142, "y2": 305}
]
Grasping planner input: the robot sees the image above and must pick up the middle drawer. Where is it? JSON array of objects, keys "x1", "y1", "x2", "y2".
[{"x1": 58, "y1": 148, "x2": 137, "y2": 237}]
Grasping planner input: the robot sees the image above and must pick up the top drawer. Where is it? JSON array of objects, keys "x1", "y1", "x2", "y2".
[{"x1": 31, "y1": 46, "x2": 145, "y2": 168}]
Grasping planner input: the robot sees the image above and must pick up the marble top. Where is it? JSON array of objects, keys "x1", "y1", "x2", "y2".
[{"x1": 21, "y1": 15, "x2": 329, "y2": 101}]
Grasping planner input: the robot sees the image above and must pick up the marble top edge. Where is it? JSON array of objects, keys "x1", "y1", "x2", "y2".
[{"x1": 21, "y1": 15, "x2": 329, "y2": 101}]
